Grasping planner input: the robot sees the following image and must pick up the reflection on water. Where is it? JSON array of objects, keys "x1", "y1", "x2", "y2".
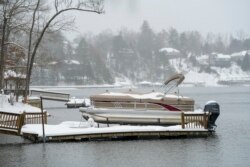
[
  {"x1": 0, "y1": 139, "x2": 224, "y2": 167},
  {"x1": 1, "y1": 86, "x2": 250, "y2": 167}
]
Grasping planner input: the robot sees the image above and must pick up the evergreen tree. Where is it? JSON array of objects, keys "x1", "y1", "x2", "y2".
[
  {"x1": 75, "y1": 37, "x2": 113, "y2": 84},
  {"x1": 213, "y1": 35, "x2": 226, "y2": 53},
  {"x1": 167, "y1": 28, "x2": 179, "y2": 49},
  {"x1": 179, "y1": 32, "x2": 188, "y2": 55},
  {"x1": 137, "y1": 20, "x2": 155, "y2": 80},
  {"x1": 229, "y1": 37, "x2": 243, "y2": 53},
  {"x1": 241, "y1": 53, "x2": 250, "y2": 71},
  {"x1": 187, "y1": 31, "x2": 202, "y2": 55},
  {"x1": 138, "y1": 20, "x2": 155, "y2": 61}
]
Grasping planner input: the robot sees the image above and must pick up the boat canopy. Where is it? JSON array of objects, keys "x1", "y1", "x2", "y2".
[
  {"x1": 162, "y1": 73, "x2": 185, "y2": 94},
  {"x1": 164, "y1": 73, "x2": 185, "y2": 86}
]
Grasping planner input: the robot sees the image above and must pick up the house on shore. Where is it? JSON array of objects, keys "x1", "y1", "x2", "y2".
[{"x1": 210, "y1": 53, "x2": 231, "y2": 67}]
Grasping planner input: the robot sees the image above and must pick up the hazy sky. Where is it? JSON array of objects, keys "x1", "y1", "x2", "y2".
[{"x1": 66, "y1": 0, "x2": 250, "y2": 39}]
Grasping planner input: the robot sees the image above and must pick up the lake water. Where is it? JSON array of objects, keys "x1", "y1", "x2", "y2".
[{"x1": 0, "y1": 86, "x2": 250, "y2": 167}]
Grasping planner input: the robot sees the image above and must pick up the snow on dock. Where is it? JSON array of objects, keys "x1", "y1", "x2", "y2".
[{"x1": 21, "y1": 121, "x2": 210, "y2": 142}]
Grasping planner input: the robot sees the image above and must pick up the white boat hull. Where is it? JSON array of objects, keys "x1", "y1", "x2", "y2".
[{"x1": 80, "y1": 107, "x2": 183, "y2": 125}]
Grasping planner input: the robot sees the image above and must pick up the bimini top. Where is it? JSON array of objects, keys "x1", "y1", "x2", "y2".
[{"x1": 164, "y1": 73, "x2": 185, "y2": 86}]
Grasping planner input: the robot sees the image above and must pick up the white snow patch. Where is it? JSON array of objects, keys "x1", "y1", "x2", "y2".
[
  {"x1": 212, "y1": 63, "x2": 250, "y2": 81},
  {"x1": 0, "y1": 95, "x2": 41, "y2": 114},
  {"x1": 64, "y1": 60, "x2": 80, "y2": 65},
  {"x1": 169, "y1": 57, "x2": 250, "y2": 87},
  {"x1": 216, "y1": 54, "x2": 231, "y2": 60},
  {"x1": 48, "y1": 61, "x2": 58, "y2": 65},
  {"x1": 4, "y1": 70, "x2": 26, "y2": 79},
  {"x1": 184, "y1": 71, "x2": 218, "y2": 87},
  {"x1": 114, "y1": 77, "x2": 133, "y2": 87},
  {"x1": 159, "y1": 48, "x2": 180, "y2": 53},
  {"x1": 66, "y1": 97, "x2": 90, "y2": 106}
]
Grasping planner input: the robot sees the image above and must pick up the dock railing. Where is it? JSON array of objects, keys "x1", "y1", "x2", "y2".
[
  {"x1": 181, "y1": 112, "x2": 209, "y2": 129},
  {"x1": 0, "y1": 112, "x2": 24, "y2": 134},
  {"x1": 0, "y1": 111, "x2": 47, "y2": 135},
  {"x1": 24, "y1": 112, "x2": 47, "y2": 125}
]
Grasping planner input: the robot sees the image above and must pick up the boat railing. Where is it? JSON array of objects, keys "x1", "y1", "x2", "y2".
[
  {"x1": 181, "y1": 112, "x2": 209, "y2": 129},
  {"x1": 112, "y1": 102, "x2": 123, "y2": 108},
  {"x1": 94, "y1": 101, "x2": 194, "y2": 111},
  {"x1": 110, "y1": 101, "x2": 158, "y2": 110}
]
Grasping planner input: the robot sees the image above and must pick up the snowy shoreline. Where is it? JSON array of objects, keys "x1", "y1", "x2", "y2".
[{"x1": 0, "y1": 95, "x2": 41, "y2": 114}]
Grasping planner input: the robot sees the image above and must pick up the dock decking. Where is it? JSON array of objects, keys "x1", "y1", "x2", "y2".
[
  {"x1": 22, "y1": 129, "x2": 211, "y2": 142},
  {"x1": 21, "y1": 122, "x2": 212, "y2": 143}
]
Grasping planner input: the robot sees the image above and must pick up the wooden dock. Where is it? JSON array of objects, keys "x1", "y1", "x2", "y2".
[
  {"x1": 1, "y1": 110, "x2": 214, "y2": 143},
  {"x1": 21, "y1": 112, "x2": 212, "y2": 143},
  {"x1": 22, "y1": 128, "x2": 212, "y2": 143}
]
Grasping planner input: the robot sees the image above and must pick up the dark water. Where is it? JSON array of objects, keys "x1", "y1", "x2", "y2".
[{"x1": 1, "y1": 86, "x2": 250, "y2": 167}]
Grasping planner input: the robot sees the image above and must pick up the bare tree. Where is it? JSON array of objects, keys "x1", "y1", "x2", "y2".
[
  {"x1": 1, "y1": 0, "x2": 104, "y2": 99},
  {"x1": 23, "y1": 0, "x2": 104, "y2": 101},
  {"x1": 0, "y1": 0, "x2": 32, "y2": 90}
]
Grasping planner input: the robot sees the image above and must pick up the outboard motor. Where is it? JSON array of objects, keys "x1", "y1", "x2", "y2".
[{"x1": 204, "y1": 101, "x2": 220, "y2": 129}]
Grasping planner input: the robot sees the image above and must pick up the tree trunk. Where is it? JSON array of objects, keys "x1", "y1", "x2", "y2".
[
  {"x1": 23, "y1": 0, "x2": 40, "y2": 102},
  {"x1": 0, "y1": 17, "x2": 7, "y2": 90}
]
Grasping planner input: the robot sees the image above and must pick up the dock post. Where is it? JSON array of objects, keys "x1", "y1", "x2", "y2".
[
  {"x1": 107, "y1": 118, "x2": 109, "y2": 127},
  {"x1": 203, "y1": 112, "x2": 208, "y2": 129},
  {"x1": 40, "y1": 96, "x2": 46, "y2": 143},
  {"x1": 17, "y1": 112, "x2": 26, "y2": 135},
  {"x1": 181, "y1": 112, "x2": 185, "y2": 129},
  {"x1": 0, "y1": 89, "x2": 5, "y2": 108}
]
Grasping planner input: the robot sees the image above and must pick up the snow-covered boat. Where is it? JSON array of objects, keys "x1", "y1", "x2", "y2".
[
  {"x1": 88, "y1": 74, "x2": 194, "y2": 111},
  {"x1": 65, "y1": 98, "x2": 90, "y2": 108},
  {"x1": 79, "y1": 74, "x2": 220, "y2": 127},
  {"x1": 89, "y1": 91, "x2": 194, "y2": 111}
]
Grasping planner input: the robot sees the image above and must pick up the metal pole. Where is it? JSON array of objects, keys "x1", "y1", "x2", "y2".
[
  {"x1": 0, "y1": 89, "x2": 3, "y2": 108},
  {"x1": 40, "y1": 96, "x2": 46, "y2": 143}
]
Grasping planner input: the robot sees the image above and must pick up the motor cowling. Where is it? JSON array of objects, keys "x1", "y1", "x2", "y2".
[{"x1": 204, "y1": 101, "x2": 220, "y2": 129}]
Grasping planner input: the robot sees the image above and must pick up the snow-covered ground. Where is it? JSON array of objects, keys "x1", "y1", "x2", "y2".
[
  {"x1": 169, "y1": 58, "x2": 250, "y2": 87},
  {"x1": 0, "y1": 95, "x2": 41, "y2": 114},
  {"x1": 184, "y1": 71, "x2": 218, "y2": 86},
  {"x1": 212, "y1": 63, "x2": 250, "y2": 81},
  {"x1": 114, "y1": 77, "x2": 132, "y2": 86}
]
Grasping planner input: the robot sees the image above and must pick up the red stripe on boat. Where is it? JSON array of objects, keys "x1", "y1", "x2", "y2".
[{"x1": 152, "y1": 103, "x2": 181, "y2": 111}]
